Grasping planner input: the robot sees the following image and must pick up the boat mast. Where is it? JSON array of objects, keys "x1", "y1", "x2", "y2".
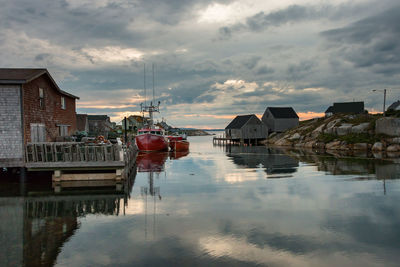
[{"x1": 141, "y1": 62, "x2": 160, "y2": 129}]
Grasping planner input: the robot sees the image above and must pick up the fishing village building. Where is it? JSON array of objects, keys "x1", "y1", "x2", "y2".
[
  {"x1": 325, "y1": 101, "x2": 365, "y2": 117},
  {"x1": 388, "y1": 100, "x2": 400, "y2": 111},
  {"x1": 76, "y1": 114, "x2": 89, "y2": 133},
  {"x1": 87, "y1": 115, "x2": 112, "y2": 138},
  {"x1": 0, "y1": 68, "x2": 79, "y2": 167},
  {"x1": 262, "y1": 107, "x2": 299, "y2": 133},
  {"x1": 225, "y1": 114, "x2": 268, "y2": 145},
  {"x1": 125, "y1": 115, "x2": 146, "y2": 132}
]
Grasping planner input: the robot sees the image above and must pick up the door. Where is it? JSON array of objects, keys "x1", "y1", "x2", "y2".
[{"x1": 30, "y1": 123, "x2": 46, "y2": 142}]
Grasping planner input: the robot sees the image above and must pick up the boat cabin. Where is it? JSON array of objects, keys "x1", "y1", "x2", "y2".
[{"x1": 138, "y1": 128, "x2": 164, "y2": 135}]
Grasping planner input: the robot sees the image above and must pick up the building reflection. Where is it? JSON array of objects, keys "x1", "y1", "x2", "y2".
[
  {"x1": 225, "y1": 146, "x2": 299, "y2": 177},
  {"x1": 0, "y1": 167, "x2": 137, "y2": 266},
  {"x1": 287, "y1": 149, "x2": 400, "y2": 179}
]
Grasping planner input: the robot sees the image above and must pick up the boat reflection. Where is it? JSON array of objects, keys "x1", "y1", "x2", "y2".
[
  {"x1": 135, "y1": 151, "x2": 189, "y2": 240},
  {"x1": 136, "y1": 151, "x2": 169, "y2": 173},
  {"x1": 169, "y1": 150, "x2": 190, "y2": 160},
  {"x1": 225, "y1": 146, "x2": 299, "y2": 177}
]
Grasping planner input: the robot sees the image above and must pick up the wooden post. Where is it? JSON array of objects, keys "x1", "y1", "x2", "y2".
[{"x1": 124, "y1": 117, "x2": 128, "y2": 144}]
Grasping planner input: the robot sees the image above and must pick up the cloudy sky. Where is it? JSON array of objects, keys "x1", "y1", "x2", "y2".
[{"x1": 1, "y1": 0, "x2": 400, "y2": 128}]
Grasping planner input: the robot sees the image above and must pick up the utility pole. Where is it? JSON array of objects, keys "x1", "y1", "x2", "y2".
[
  {"x1": 383, "y1": 89, "x2": 387, "y2": 117},
  {"x1": 372, "y1": 89, "x2": 387, "y2": 116}
]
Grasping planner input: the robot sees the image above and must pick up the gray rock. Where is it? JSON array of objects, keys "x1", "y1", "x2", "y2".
[
  {"x1": 304, "y1": 141, "x2": 316, "y2": 148},
  {"x1": 375, "y1": 117, "x2": 400, "y2": 136},
  {"x1": 324, "y1": 127, "x2": 334, "y2": 134},
  {"x1": 351, "y1": 123, "x2": 370, "y2": 134},
  {"x1": 275, "y1": 138, "x2": 293, "y2": 147},
  {"x1": 388, "y1": 137, "x2": 400, "y2": 144},
  {"x1": 326, "y1": 141, "x2": 341, "y2": 150},
  {"x1": 337, "y1": 124, "x2": 352, "y2": 136},
  {"x1": 288, "y1": 133, "x2": 301, "y2": 141},
  {"x1": 312, "y1": 124, "x2": 325, "y2": 135},
  {"x1": 387, "y1": 145, "x2": 400, "y2": 152},
  {"x1": 372, "y1": 142, "x2": 384, "y2": 151}
]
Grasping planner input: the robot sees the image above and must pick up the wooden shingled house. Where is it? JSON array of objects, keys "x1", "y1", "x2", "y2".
[{"x1": 225, "y1": 114, "x2": 268, "y2": 145}]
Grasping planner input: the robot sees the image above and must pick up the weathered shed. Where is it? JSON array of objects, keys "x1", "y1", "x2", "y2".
[
  {"x1": 262, "y1": 107, "x2": 299, "y2": 133},
  {"x1": 225, "y1": 114, "x2": 268, "y2": 143}
]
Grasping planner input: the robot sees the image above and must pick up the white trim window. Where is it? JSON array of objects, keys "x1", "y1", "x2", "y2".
[
  {"x1": 39, "y1": 88, "x2": 44, "y2": 109},
  {"x1": 61, "y1": 96, "x2": 66, "y2": 110},
  {"x1": 59, "y1": 125, "x2": 69, "y2": 136}
]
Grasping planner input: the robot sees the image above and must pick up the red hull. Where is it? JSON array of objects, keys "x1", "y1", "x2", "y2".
[
  {"x1": 136, "y1": 134, "x2": 169, "y2": 152},
  {"x1": 169, "y1": 140, "x2": 190, "y2": 151}
]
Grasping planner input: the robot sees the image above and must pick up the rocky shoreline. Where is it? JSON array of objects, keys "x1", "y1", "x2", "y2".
[{"x1": 265, "y1": 114, "x2": 400, "y2": 154}]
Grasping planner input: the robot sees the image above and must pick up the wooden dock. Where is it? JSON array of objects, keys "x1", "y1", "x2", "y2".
[
  {"x1": 213, "y1": 135, "x2": 263, "y2": 146},
  {"x1": 24, "y1": 142, "x2": 137, "y2": 191}
]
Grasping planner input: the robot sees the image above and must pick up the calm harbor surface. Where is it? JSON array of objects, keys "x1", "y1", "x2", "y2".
[{"x1": 1, "y1": 134, "x2": 400, "y2": 266}]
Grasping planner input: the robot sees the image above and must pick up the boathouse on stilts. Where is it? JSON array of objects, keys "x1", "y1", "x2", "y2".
[{"x1": 219, "y1": 114, "x2": 268, "y2": 146}]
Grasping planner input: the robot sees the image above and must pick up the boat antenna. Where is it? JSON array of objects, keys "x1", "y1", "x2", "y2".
[
  {"x1": 144, "y1": 63, "x2": 146, "y2": 109},
  {"x1": 152, "y1": 63, "x2": 155, "y2": 105}
]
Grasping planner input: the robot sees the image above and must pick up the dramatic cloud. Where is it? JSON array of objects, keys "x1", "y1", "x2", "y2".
[{"x1": 1, "y1": 0, "x2": 400, "y2": 128}]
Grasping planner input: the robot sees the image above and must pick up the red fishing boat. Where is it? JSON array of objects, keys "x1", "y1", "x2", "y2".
[
  {"x1": 135, "y1": 64, "x2": 170, "y2": 151},
  {"x1": 168, "y1": 136, "x2": 189, "y2": 151},
  {"x1": 136, "y1": 127, "x2": 168, "y2": 152},
  {"x1": 135, "y1": 101, "x2": 169, "y2": 151}
]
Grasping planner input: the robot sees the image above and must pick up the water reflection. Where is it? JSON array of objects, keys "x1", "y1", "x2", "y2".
[
  {"x1": 136, "y1": 151, "x2": 189, "y2": 240},
  {"x1": 225, "y1": 146, "x2": 299, "y2": 177},
  {"x1": 285, "y1": 149, "x2": 400, "y2": 180},
  {"x1": 0, "y1": 169, "x2": 136, "y2": 267},
  {"x1": 1, "y1": 138, "x2": 400, "y2": 267}
]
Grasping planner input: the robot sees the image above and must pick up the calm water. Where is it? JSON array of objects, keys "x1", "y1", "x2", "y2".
[{"x1": 1, "y1": 135, "x2": 400, "y2": 266}]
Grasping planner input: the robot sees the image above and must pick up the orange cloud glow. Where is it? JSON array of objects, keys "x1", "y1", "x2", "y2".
[
  {"x1": 183, "y1": 114, "x2": 236, "y2": 119},
  {"x1": 297, "y1": 112, "x2": 325, "y2": 121}
]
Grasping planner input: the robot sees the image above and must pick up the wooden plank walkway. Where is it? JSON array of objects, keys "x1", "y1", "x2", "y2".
[{"x1": 23, "y1": 142, "x2": 137, "y2": 188}]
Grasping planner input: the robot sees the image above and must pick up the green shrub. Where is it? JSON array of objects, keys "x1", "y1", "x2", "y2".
[{"x1": 318, "y1": 133, "x2": 337, "y2": 143}]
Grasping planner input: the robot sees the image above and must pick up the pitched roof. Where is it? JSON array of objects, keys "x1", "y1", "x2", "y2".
[
  {"x1": 0, "y1": 68, "x2": 79, "y2": 99},
  {"x1": 325, "y1": 106, "x2": 334, "y2": 113},
  {"x1": 87, "y1": 115, "x2": 110, "y2": 121},
  {"x1": 128, "y1": 115, "x2": 144, "y2": 123},
  {"x1": 388, "y1": 100, "x2": 400, "y2": 111},
  {"x1": 225, "y1": 114, "x2": 256, "y2": 129},
  {"x1": 266, "y1": 107, "x2": 299, "y2": 119},
  {"x1": 332, "y1": 102, "x2": 364, "y2": 114}
]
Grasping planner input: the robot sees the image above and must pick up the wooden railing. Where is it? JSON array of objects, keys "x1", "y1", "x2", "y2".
[{"x1": 25, "y1": 142, "x2": 125, "y2": 163}]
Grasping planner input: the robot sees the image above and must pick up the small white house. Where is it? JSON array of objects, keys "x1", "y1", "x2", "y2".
[{"x1": 262, "y1": 107, "x2": 299, "y2": 133}]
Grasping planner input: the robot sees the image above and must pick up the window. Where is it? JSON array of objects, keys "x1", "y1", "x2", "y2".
[
  {"x1": 61, "y1": 96, "x2": 66, "y2": 110},
  {"x1": 30, "y1": 123, "x2": 46, "y2": 142},
  {"x1": 39, "y1": 88, "x2": 44, "y2": 109},
  {"x1": 59, "y1": 125, "x2": 69, "y2": 136}
]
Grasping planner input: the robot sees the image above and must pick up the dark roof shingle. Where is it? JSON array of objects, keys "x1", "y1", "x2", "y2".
[
  {"x1": 225, "y1": 114, "x2": 256, "y2": 129},
  {"x1": 332, "y1": 102, "x2": 364, "y2": 114},
  {"x1": 388, "y1": 100, "x2": 400, "y2": 111},
  {"x1": 0, "y1": 68, "x2": 79, "y2": 99},
  {"x1": 325, "y1": 106, "x2": 334, "y2": 113},
  {"x1": 88, "y1": 115, "x2": 110, "y2": 121},
  {"x1": 267, "y1": 107, "x2": 299, "y2": 119}
]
